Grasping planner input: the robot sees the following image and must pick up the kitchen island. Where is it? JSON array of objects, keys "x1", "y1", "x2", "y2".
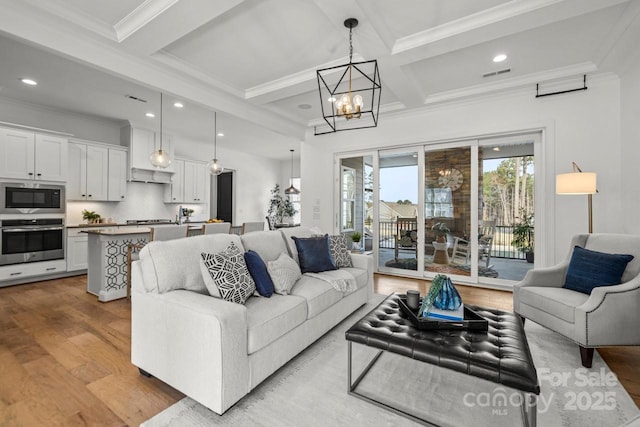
[{"x1": 83, "y1": 227, "x2": 150, "y2": 302}]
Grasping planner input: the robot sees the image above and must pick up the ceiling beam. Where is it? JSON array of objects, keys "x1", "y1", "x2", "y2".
[{"x1": 116, "y1": 0, "x2": 245, "y2": 55}]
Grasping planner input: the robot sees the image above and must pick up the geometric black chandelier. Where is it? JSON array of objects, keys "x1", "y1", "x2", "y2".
[{"x1": 315, "y1": 18, "x2": 381, "y2": 135}]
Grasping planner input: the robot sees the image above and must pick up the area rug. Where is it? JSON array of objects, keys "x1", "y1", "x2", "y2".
[
  {"x1": 384, "y1": 258, "x2": 499, "y2": 278},
  {"x1": 141, "y1": 297, "x2": 639, "y2": 427}
]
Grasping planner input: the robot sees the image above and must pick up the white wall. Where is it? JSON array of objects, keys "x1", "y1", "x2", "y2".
[
  {"x1": 620, "y1": 53, "x2": 640, "y2": 234},
  {"x1": 300, "y1": 75, "x2": 622, "y2": 266}
]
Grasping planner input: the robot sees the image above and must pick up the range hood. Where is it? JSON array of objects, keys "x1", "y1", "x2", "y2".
[
  {"x1": 121, "y1": 123, "x2": 175, "y2": 184},
  {"x1": 129, "y1": 168, "x2": 173, "y2": 184}
]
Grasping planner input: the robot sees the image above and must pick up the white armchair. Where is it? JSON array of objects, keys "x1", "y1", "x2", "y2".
[{"x1": 513, "y1": 233, "x2": 640, "y2": 367}]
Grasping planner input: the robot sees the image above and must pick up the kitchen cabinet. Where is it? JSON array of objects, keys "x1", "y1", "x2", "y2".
[
  {"x1": 108, "y1": 148, "x2": 127, "y2": 201},
  {"x1": 164, "y1": 158, "x2": 208, "y2": 203},
  {"x1": 164, "y1": 159, "x2": 185, "y2": 203},
  {"x1": 68, "y1": 142, "x2": 108, "y2": 201},
  {"x1": 0, "y1": 260, "x2": 67, "y2": 284},
  {"x1": 66, "y1": 228, "x2": 89, "y2": 271},
  {"x1": 122, "y1": 126, "x2": 175, "y2": 174},
  {"x1": 68, "y1": 140, "x2": 128, "y2": 202},
  {"x1": 0, "y1": 126, "x2": 68, "y2": 182},
  {"x1": 184, "y1": 161, "x2": 208, "y2": 203}
]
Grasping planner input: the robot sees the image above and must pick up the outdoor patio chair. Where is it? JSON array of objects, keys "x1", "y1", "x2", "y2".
[
  {"x1": 450, "y1": 220, "x2": 495, "y2": 268},
  {"x1": 394, "y1": 217, "x2": 418, "y2": 259}
]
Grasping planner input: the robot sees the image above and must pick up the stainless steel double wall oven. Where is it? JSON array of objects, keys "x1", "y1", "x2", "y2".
[{"x1": 0, "y1": 181, "x2": 65, "y2": 266}]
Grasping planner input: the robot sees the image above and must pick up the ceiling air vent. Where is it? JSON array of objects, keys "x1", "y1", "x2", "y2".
[
  {"x1": 483, "y1": 68, "x2": 511, "y2": 78},
  {"x1": 125, "y1": 94, "x2": 147, "y2": 103}
]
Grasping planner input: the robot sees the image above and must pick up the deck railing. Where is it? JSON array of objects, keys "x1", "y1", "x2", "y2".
[{"x1": 375, "y1": 221, "x2": 526, "y2": 260}]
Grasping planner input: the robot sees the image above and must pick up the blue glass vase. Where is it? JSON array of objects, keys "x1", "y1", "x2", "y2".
[{"x1": 433, "y1": 275, "x2": 462, "y2": 310}]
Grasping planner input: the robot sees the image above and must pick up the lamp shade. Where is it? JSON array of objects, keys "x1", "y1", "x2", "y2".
[{"x1": 556, "y1": 172, "x2": 597, "y2": 194}]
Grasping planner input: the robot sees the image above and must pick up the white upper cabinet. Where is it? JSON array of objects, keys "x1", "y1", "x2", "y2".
[
  {"x1": 107, "y1": 148, "x2": 127, "y2": 201},
  {"x1": 67, "y1": 140, "x2": 127, "y2": 202},
  {"x1": 164, "y1": 159, "x2": 185, "y2": 203},
  {"x1": 0, "y1": 127, "x2": 68, "y2": 182},
  {"x1": 164, "y1": 159, "x2": 208, "y2": 204}
]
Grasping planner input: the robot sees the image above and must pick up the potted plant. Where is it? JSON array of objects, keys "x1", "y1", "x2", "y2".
[
  {"x1": 431, "y1": 222, "x2": 450, "y2": 244},
  {"x1": 512, "y1": 209, "x2": 534, "y2": 263},
  {"x1": 350, "y1": 231, "x2": 362, "y2": 250},
  {"x1": 268, "y1": 184, "x2": 298, "y2": 224},
  {"x1": 82, "y1": 209, "x2": 101, "y2": 224}
]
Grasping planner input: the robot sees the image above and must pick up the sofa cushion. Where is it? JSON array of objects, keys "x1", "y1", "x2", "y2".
[
  {"x1": 329, "y1": 234, "x2": 353, "y2": 268},
  {"x1": 564, "y1": 246, "x2": 634, "y2": 294},
  {"x1": 518, "y1": 286, "x2": 590, "y2": 323},
  {"x1": 200, "y1": 242, "x2": 256, "y2": 304},
  {"x1": 279, "y1": 227, "x2": 315, "y2": 263},
  {"x1": 292, "y1": 235, "x2": 337, "y2": 274},
  {"x1": 140, "y1": 233, "x2": 244, "y2": 294},
  {"x1": 245, "y1": 294, "x2": 307, "y2": 354},
  {"x1": 340, "y1": 267, "x2": 368, "y2": 291},
  {"x1": 244, "y1": 250, "x2": 274, "y2": 297},
  {"x1": 267, "y1": 253, "x2": 301, "y2": 295},
  {"x1": 241, "y1": 231, "x2": 289, "y2": 263},
  {"x1": 289, "y1": 274, "x2": 344, "y2": 319}
]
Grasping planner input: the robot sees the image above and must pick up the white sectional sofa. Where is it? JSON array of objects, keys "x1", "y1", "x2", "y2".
[{"x1": 130, "y1": 227, "x2": 374, "y2": 415}]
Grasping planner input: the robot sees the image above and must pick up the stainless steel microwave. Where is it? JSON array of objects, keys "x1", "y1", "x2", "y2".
[{"x1": 0, "y1": 182, "x2": 65, "y2": 214}]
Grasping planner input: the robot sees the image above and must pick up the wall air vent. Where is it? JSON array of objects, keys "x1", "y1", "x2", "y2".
[
  {"x1": 482, "y1": 68, "x2": 511, "y2": 78},
  {"x1": 125, "y1": 94, "x2": 147, "y2": 103}
]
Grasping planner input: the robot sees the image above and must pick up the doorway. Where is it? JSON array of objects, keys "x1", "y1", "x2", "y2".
[{"x1": 216, "y1": 171, "x2": 233, "y2": 223}]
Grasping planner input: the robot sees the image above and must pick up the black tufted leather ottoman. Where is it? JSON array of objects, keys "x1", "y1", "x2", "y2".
[{"x1": 346, "y1": 293, "x2": 540, "y2": 426}]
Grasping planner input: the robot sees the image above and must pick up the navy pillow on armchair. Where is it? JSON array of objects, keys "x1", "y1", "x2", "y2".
[
  {"x1": 292, "y1": 234, "x2": 337, "y2": 274},
  {"x1": 563, "y1": 246, "x2": 634, "y2": 294}
]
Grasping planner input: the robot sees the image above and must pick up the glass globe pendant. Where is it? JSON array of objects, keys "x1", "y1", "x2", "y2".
[
  {"x1": 150, "y1": 92, "x2": 171, "y2": 168},
  {"x1": 207, "y1": 112, "x2": 224, "y2": 176}
]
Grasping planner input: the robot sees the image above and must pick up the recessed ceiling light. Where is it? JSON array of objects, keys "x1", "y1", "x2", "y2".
[
  {"x1": 493, "y1": 147, "x2": 501, "y2": 151},
  {"x1": 145, "y1": 112, "x2": 155, "y2": 118},
  {"x1": 20, "y1": 78, "x2": 37, "y2": 86},
  {"x1": 217, "y1": 132, "x2": 224, "y2": 137},
  {"x1": 173, "y1": 102, "x2": 184, "y2": 108},
  {"x1": 493, "y1": 54, "x2": 507, "y2": 63}
]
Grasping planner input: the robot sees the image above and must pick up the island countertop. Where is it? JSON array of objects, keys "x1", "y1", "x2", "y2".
[{"x1": 81, "y1": 227, "x2": 151, "y2": 236}]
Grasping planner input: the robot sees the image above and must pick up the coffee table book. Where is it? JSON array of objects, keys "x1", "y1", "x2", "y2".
[{"x1": 397, "y1": 295, "x2": 488, "y2": 331}]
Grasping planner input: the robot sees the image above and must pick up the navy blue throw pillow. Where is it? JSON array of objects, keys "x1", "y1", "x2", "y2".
[
  {"x1": 563, "y1": 246, "x2": 634, "y2": 294},
  {"x1": 292, "y1": 234, "x2": 337, "y2": 274},
  {"x1": 244, "y1": 250, "x2": 274, "y2": 297}
]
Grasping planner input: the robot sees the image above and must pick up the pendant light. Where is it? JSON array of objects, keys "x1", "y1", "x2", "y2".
[
  {"x1": 207, "y1": 112, "x2": 224, "y2": 175},
  {"x1": 284, "y1": 149, "x2": 300, "y2": 195},
  {"x1": 149, "y1": 92, "x2": 171, "y2": 168},
  {"x1": 315, "y1": 18, "x2": 381, "y2": 135}
]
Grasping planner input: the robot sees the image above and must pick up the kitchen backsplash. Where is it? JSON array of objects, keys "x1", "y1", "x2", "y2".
[{"x1": 66, "y1": 182, "x2": 209, "y2": 224}]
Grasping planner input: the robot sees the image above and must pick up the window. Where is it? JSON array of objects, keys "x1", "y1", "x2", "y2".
[
  {"x1": 289, "y1": 178, "x2": 301, "y2": 224},
  {"x1": 341, "y1": 166, "x2": 356, "y2": 231}
]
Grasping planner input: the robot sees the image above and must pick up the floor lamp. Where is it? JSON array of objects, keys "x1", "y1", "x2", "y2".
[{"x1": 556, "y1": 162, "x2": 597, "y2": 233}]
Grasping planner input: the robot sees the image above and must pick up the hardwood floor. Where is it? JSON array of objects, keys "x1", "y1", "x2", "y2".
[{"x1": 0, "y1": 274, "x2": 638, "y2": 425}]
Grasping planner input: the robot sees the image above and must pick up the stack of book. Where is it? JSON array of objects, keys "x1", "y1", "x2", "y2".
[{"x1": 426, "y1": 304, "x2": 464, "y2": 321}]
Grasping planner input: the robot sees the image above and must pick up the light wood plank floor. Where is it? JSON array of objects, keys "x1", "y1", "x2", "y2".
[{"x1": 0, "y1": 274, "x2": 637, "y2": 426}]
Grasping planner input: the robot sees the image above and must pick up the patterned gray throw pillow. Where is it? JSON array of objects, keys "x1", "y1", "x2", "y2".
[
  {"x1": 267, "y1": 252, "x2": 302, "y2": 295},
  {"x1": 329, "y1": 234, "x2": 353, "y2": 268},
  {"x1": 200, "y1": 242, "x2": 256, "y2": 304}
]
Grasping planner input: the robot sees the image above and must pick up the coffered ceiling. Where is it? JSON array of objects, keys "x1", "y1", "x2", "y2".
[{"x1": 0, "y1": 0, "x2": 639, "y2": 159}]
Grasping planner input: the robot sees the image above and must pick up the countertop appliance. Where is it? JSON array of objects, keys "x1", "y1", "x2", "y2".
[
  {"x1": 0, "y1": 218, "x2": 65, "y2": 266},
  {"x1": 0, "y1": 181, "x2": 65, "y2": 214}
]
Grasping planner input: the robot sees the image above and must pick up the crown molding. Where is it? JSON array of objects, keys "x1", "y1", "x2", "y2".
[
  {"x1": 22, "y1": 0, "x2": 116, "y2": 41},
  {"x1": 245, "y1": 54, "x2": 365, "y2": 100},
  {"x1": 114, "y1": 0, "x2": 179, "y2": 42},
  {"x1": 392, "y1": 0, "x2": 565, "y2": 55}
]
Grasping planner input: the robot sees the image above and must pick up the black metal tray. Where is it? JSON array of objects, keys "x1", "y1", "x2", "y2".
[{"x1": 397, "y1": 295, "x2": 488, "y2": 331}]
